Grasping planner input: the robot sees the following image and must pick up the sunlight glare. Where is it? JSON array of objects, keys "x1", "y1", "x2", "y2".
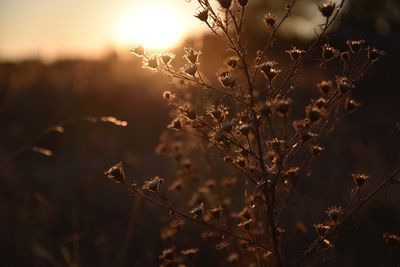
[{"x1": 114, "y1": 3, "x2": 186, "y2": 50}]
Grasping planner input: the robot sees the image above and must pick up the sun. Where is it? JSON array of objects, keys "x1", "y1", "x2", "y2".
[{"x1": 113, "y1": 3, "x2": 186, "y2": 50}]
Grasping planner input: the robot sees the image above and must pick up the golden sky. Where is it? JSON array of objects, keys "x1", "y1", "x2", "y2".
[{"x1": 0, "y1": 0, "x2": 204, "y2": 61}]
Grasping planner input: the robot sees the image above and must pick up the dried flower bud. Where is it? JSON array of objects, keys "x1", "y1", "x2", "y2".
[
  {"x1": 104, "y1": 162, "x2": 126, "y2": 184},
  {"x1": 238, "y1": 219, "x2": 253, "y2": 231},
  {"x1": 321, "y1": 44, "x2": 338, "y2": 61},
  {"x1": 144, "y1": 56, "x2": 158, "y2": 69},
  {"x1": 274, "y1": 98, "x2": 292, "y2": 117},
  {"x1": 383, "y1": 233, "x2": 400, "y2": 246},
  {"x1": 217, "y1": 0, "x2": 232, "y2": 9},
  {"x1": 260, "y1": 101, "x2": 272, "y2": 116},
  {"x1": 367, "y1": 46, "x2": 385, "y2": 62},
  {"x1": 130, "y1": 45, "x2": 145, "y2": 57},
  {"x1": 184, "y1": 47, "x2": 200, "y2": 64},
  {"x1": 347, "y1": 39, "x2": 365, "y2": 53},
  {"x1": 182, "y1": 63, "x2": 198, "y2": 76},
  {"x1": 163, "y1": 90, "x2": 175, "y2": 101},
  {"x1": 160, "y1": 52, "x2": 175, "y2": 65},
  {"x1": 336, "y1": 76, "x2": 354, "y2": 94},
  {"x1": 209, "y1": 207, "x2": 223, "y2": 219},
  {"x1": 352, "y1": 173, "x2": 369, "y2": 187},
  {"x1": 326, "y1": 206, "x2": 343, "y2": 221},
  {"x1": 264, "y1": 12, "x2": 277, "y2": 28},
  {"x1": 239, "y1": 123, "x2": 251, "y2": 135},
  {"x1": 301, "y1": 131, "x2": 318, "y2": 143},
  {"x1": 190, "y1": 203, "x2": 204, "y2": 218},
  {"x1": 318, "y1": 1, "x2": 336, "y2": 18},
  {"x1": 314, "y1": 223, "x2": 332, "y2": 236},
  {"x1": 143, "y1": 176, "x2": 164, "y2": 192},
  {"x1": 225, "y1": 56, "x2": 239, "y2": 69},
  {"x1": 195, "y1": 10, "x2": 208, "y2": 22},
  {"x1": 168, "y1": 117, "x2": 182, "y2": 130},
  {"x1": 311, "y1": 145, "x2": 324, "y2": 157},
  {"x1": 286, "y1": 46, "x2": 306, "y2": 61},
  {"x1": 181, "y1": 248, "x2": 199, "y2": 260},
  {"x1": 219, "y1": 71, "x2": 236, "y2": 88},
  {"x1": 317, "y1": 80, "x2": 333, "y2": 95},
  {"x1": 345, "y1": 99, "x2": 361, "y2": 113},
  {"x1": 159, "y1": 248, "x2": 174, "y2": 260},
  {"x1": 314, "y1": 98, "x2": 327, "y2": 109},
  {"x1": 306, "y1": 105, "x2": 323, "y2": 123}
]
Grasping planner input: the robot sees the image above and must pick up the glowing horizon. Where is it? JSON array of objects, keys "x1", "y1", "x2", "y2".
[{"x1": 0, "y1": 0, "x2": 204, "y2": 61}]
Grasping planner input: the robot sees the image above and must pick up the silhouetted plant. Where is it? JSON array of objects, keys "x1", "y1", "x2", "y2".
[{"x1": 106, "y1": 0, "x2": 398, "y2": 266}]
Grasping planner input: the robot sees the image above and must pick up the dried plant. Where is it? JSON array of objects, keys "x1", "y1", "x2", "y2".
[{"x1": 106, "y1": 0, "x2": 399, "y2": 266}]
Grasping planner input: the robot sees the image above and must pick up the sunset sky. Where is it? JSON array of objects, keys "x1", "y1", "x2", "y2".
[{"x1": 0, "y1": 0, "x2": 204, "y2": 61}]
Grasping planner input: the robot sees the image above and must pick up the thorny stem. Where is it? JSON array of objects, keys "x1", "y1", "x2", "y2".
[{"x1": 297, "y1": 167, "x2": 400, "y2": 266}]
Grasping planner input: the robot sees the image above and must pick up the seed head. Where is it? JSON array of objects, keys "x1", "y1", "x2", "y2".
[
  {"x1": 238, "y1": 219, "x2": 253, "y2": 231},
  {"x1": 160, "y1": 52, "x2": 175, "y2": 65},
  {"x1": 367, "y1": 46, "x2": 385, "y2": 62},
  {"x1": 352, "y1": 173, "x2": 369, "y2": 187},
  {"x1": 144, "y1": 56, "x2": 158, "y2": 69},
  {"x1": 217, "y1": 0, "x2": 232, "y2": 9},
  {"x1": 163, "y1": 90, "x2": 175, "y2": 101},
  {"x1": 345, "y1": 99, "x2": 361, "y2": 113},
  {"x1": 383, "y1": 233, "x2": 400, "y2": 246},
  {"x1": 347, "y1": 39, "x2": 365, "y2": 53},
  {"x1": 336, "y1": 76, "x2": 354, "y2": 94},
  {"x1": 273, "y1": 98, "x2": 292, "y2": 117},
  {"x1": 238, "y1": 0, "x2": 249, "y2": 7},
  {"x1": 306, "y1": 105, "x2": 323, "y2": 123},
  {"x1": 143, "y1": 176, "x2": 164, "y2": 192},
  {"x1": 314, "y1": 223, "x2": 332, "y2": 236},
  {"x1": 317, "y1": 80, "x2": 333, "y2": 95},
  {"x1": 182, "y1": 63, "x2": 198, "y2": 76},
  {"x1": 159, "y1": 248, "x2": 174, "y2": 261},
  {"x1": 340, "y1": 51, "x2": 350, "y2": 62},
  {"x1": 218, "y1": 71, "x2": 236, "y2": 88},
  {"x1": 184, "y1": 47, "x2": 200, "y2": 64},
  {"x1": 168, "y1": 117, "x2": 182, "y2": 130},
  {"x1": 311, "y1": 145, "x2": 324, "y2": 157},
  {"x1": 104, "y1": 162, "x2": 126, "y2": 184},
  {"x1": 286, "y1": 46, "x2": 306, "y2": 61},
  {"x1": 181, "y1": 248, "x2": 199, "y2": 260},
  {"x1": 321, "y1": 44, "x2": 338, "y2": 61},
  {"x1": 130, "y1": 45, "x2": 145, "y2": 57},
  {"x1": 190, "y1": 203, "x2": 204, "y2": 219},
  {"x1": 195, "y1": 10, "x2": 208, "y2": 22},
  {"x1": 326, "y1": 206, "x2": 343, "y2": 221},
  {"x1": 318, "y1": 1, "x2": 336, "y2": 18},
  {"x1": 225, "y1": 56, "x2": 239, "y2": 69},
  {"x1": 264, "y1": 12, "x2": 277, "y2": 28}
]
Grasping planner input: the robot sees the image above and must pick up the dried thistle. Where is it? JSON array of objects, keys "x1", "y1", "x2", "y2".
[{"x1": 104, "y1": 162, "x2": 126, "y2": 184}]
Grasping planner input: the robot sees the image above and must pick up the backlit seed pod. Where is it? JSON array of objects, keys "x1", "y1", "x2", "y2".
[
  {"x1": 263, "y1": 12, "x2": 277, "y2": 28},
  {"x1": 159, "y1": 248, "x2": 174, "y2": 260},
  {"x1": 314, "y1": 98, "x2": 327, "y2": 109},
  {"x1": 317, "y1": 80, "x2": 333, "y2": 95},
  {"x1": 311, "y1": 145, "x2": 324, "y2": 157},
  {"x1": 194, "y1": 10, "x2": 208, "y2": 22},
  {"x1": 160, "y1": 52, "x2": 175, "y2": 65},
  {"x1": 181, "y1": 248, "x2": 199, "y2": 260},
  {"x1": 238, "y1": 219, "x2": 253, "y2": 231},
  {"x1": 306, "y1": 105, "x2": 323, "y2": 123},
  {"x1": 190, "y1": 203, "x2": 204, "y2": 218},
  {"x1": 367, "y1": 46, "x2": 385, "y2": 62},
  {"x1": 217, "y1": 0, "x2": 232, "y2": 9},
  {"x1": 286, "y1": 46, "x2": 306, "y2": 61},
  {"x1": 225, "y1": 56, "x2": 239, "y2": 69},
  {"x1": 219, "y1": 71, "x2": 236, "y2": 88},
  {"x1": 182, "y1": 63, "x2": 198, "y2": 76},
  {"x1": 143, "y1": 176, "x2": 164, "y2": 192},
  {"x1": 274, "y1": 98, "x2": 292, "y2": 117},
  {"x1": 318, "y1": 1, "x2": 336, "y2": 18},
  {"x1": 184, "y1": 47, "x2": 200, "y2": 64},
  {"x1": 383, "y1": 233, "x2": 400, "y2": 246},
  {"x1": 104, "y1": 162, "x2": 126, "y2": 184},
  {"x1": 326, "y1": 206, "x2": 343, "y2": 221},
  {"x1": 129, "y1": 45, "x2": 145, "y2": 57},
  {"x1": 336, "y1": 76, "x2": 354, "y2": 94},
  {"x1": 209, "y1": 207, "x2": 223, "y2": 219},
  {"x1": 341, "y1": 51, "x2": 350, "y2": 62},
  {"x1": 352, "y1": 173, "x2": 369, "y2": 187},
  {"x1": 144, "y1": 56, "x2": 158, "y2": 69},
  {"x1": 321, "y1": 44, "x2": 338, "y2": 61},
  {"x1": 345, "y1": 99, "x2": 361, "y2": 113},
  {"x1": 238, "y1": 0, "x2": 249, "y2": 7},
  {"x1": 346, "y1": 39, "x2": 365, "y2": 53},
  {"x1": 168, "y1": 117, "x2": 182, "y2": 130}
]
